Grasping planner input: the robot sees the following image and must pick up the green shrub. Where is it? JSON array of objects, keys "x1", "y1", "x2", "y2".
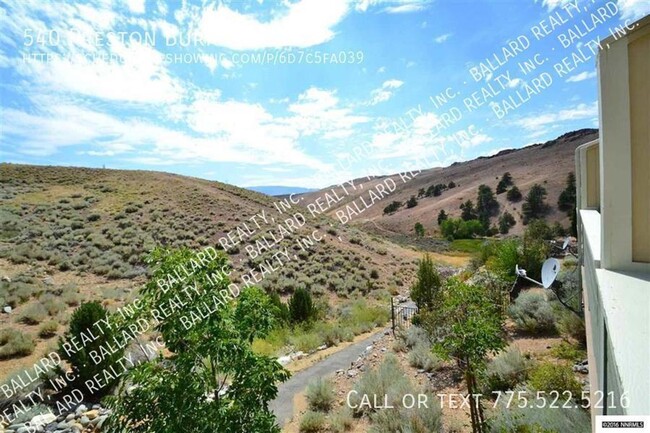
[
  {"x1": 557, "y1": 311, "x2": 586, "y2": 347},
  {"x1": 38, "y1": 320, "x2": 59, "y2": 338},
  {"x1": 41, "y1": 295, "x2": 66, "y2": 316},
  {"x1": 403, "y1": 325, "x2": 430, "y2": 349},
  {"x1": 58, "y1": 301, "x2": 125, "y2": 396},
  {"x1": 17, "y1": 302, "x2": 47, "y2": 325},
  {"x1": 290, "y1": 331, "x2": 323, "y2": 353},
  {"x1": 0, "y1": 328, "x2": 35, "y2": 359},
  {"x1": 550, "y1": 340, "x2": 586, "y2": 362},
  {"x1": 289, "y1": 287, "x2": 315, "y2": 324},
  {"x1": 408, "y1": 344, "x2": 440, "y2": 372},
  {"x1": 509, "y1": 291, "x2": 557, "y2": 335},
  {"x1": 489, "y1": 401, "x2": 590, "y2": 433},
  {"x1": 329, "y1": 408, "x2": 354, "y2": 433},
  {"x1": 299, "y1": 411, "x2": 326, "y2": 433},
  {"x1": 305, "y1": 377, "x2": 335, "y2": 412},
  {"x1": 487, "y1": 239, "x2": 521, "y2": 283},
  {"x1": 483, "y1": 347, "x2": 529, "y2": 394},
  {"x1": 528, "y1": 362, "x2": 582, "y2": 397}
]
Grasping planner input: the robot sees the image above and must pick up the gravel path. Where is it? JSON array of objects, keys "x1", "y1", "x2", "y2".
[{"x1": 270, "y1": 329, "x2": 388, "y2": 427}]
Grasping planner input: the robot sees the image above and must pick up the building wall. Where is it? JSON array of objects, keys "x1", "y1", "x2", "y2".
[{"x1": 629, "y1": 28, "x2": 650, "y2": 264}]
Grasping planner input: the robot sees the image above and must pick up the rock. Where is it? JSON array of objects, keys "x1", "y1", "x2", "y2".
[
  {"x1": 346, "y1": 369, "x2": 358, "y2": 378},
  {"x1": 75, "y1": 404, "x2": 87, "y2": 416},
  {"x1": 365, "y1": 345, "x2": 373, "y2": 352},
  {"x1": 83, "y1": 410, "x2": 98, "y2": 420},
  {"x1": 317, "y1": 345, "x2": 327, "y2": 351},
  {"x1": 278, "y1": 355, "x2": 292, "y2": 365},
  {"x1": 336, "y1": 369, "x2": 344, "y2": 375},
  {"x1": 79, "y1": 416, "x2": 89, "y2": 427},
  {"x1": 1, "y1": 275, "x2": 10, "y2": 282},
  {"x1": 66, "y1": 414, "x2": 75, "y2": 421},
  {"x1": 293, "y1": 351, "x2": 305, "y2": 360},
  {"x1": 2, "y1": 306, "x2": 11, "y2": 314},
  {"x1": 31, "y1": 413, "x2": 56, "y2": 426}
]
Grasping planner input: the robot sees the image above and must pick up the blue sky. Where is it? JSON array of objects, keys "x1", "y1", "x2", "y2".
[{"x1": 1, "y1": 0, "x2": 648, "y2": 188}]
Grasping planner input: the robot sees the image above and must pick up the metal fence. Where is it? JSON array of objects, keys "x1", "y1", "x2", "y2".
[{"x1": 391, "y1": 298, "x2": 418, "y2": 332}]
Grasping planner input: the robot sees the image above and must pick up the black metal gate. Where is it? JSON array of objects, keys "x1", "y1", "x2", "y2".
[{"x1": 391, "y1": 298, "x2": 418, "y2": 332}]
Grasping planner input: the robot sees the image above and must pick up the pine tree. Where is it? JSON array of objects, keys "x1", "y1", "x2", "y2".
[
  {"x1": 410, "y1": 254, "x2": 441, "y2": 311},
  {"x1": 522, "y1": 184, "x2": 549, "y2": 224},
  {"x1": 437, "y1": 209, "x2": 448, "y2": 225}
]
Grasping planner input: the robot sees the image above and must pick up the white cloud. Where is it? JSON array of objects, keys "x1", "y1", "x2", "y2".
[
  {"x1": 367, "y1": 79, "x2": 404, "y2": 105},
  {"x1": 22, "y1": 38, "x2": 184, "y2": 103},
  {"x1": 539, "y1": 0, "x2": 573, "y2": 10},
  {"x1": 434, "y1": 33, "x2": 452, "y2": 43},
  {"x1": 287, "y1": 87, "x2": 370, "y2": 137},
  {"x1": 458, "y1": 133, "x2": 492, "y2": 149},
  {"x1": 196, "y1": 0, "x2": 350, "y2": 50},
  {"x1": 515, "y1": 101, "x2": 598, "y2": 131},
  {"x1": 377, "y1": 66, "x2": 386, "y2": 73},
  {"x1": 125, "y1": 0, "x2": 146, "y2": 14},
  {"x1": 566, "y1": 71, "x2": 597, "y2": 82},
  {"x1": 617, "y1": 0, "x2": 650, "y2": 20},
  {"x1": 355, "y1": 0, "x2": 432, "y2": 14}
]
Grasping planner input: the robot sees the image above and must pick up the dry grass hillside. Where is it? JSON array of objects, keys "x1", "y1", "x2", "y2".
[
  {"x1": 0, "y1": 164, "x2": 448, "y2": 379},
  {"x1": 301, "y1": 129, "x2": 597, "y2": 237}
]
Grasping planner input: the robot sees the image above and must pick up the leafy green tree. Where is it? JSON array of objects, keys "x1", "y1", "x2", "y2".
[
  {"x1": 289, "y1": 287, "x2": 315, "y2": 324},
  {"x1": 406, "y1": 195, "x2": 418, "y2": 208},
  {"x1": 524, "y1": 219, "x2": 552, "y2": 242},
  {"x1": 417, "y1": 187, "x2": 425, "y2": 198},
  {"x1": 460, "y1": 200, "x2": 477, "y2": 221},
  {"x1": 448, "y1": 181, "x2": 456, "y2": 189},
  {"x1": 476, "y1": 184, "x2": 499, "y2": 227},
  {"x1": 496, "y1": 172, "x2": 513, "y2": 194},
  {"x1": 269, "y1": 293, "x2": 290, "y2": 325},
  {"x1": 558, "y1": 172, "x2": 577, "y2": 236},
  {"x1": 383, "y1": 201, "x2": 401, "y2": 214},
  {"x1": 437, "y1": 209, "x2": 448, "y2": 226},
  {"x1": 506, "y1": 186, "x2": 522, "y2": 202},
  {"x1": 557, "y1": 172, "x2": 576, "y2": 211},
  {"x1": 414, "y1": 222, "x2": 425, "y2": 238},
  {"x1": 58, "y1": 301, "x2": 124, "y2": 398},
  {"x1": 522, "y1": 184, "x2": 549, "y2": 224},
  {"x1": 551, "y1": 222, "x2": 566, "y2": 237},
  {"x1": 104, "y1": 248, "x2": 289, "y2": 433},
  {"x1": 421, "y1": 279, "x2": 506, "y2": 433},
  {"x1": 441, "y1": 218, "x2": 483, "y2": 240},
  {"x1": 410, "y1": 254, "x2": 441, "y2": 311},
  {"x1": 498, "y1": 211, "x2": 516, "y2": 234}
]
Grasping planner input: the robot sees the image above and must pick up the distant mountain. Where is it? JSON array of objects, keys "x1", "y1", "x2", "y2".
[
  {"x1": 301, "y1": 128, "x2": 598, "y2": 236},
  {"x1": 247, "y1": 185, "x2": 317, "y2": 196}
]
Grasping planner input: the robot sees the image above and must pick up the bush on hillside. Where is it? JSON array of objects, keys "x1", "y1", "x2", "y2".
[
  {"x1": 299, "y1": 411, "x2": 326, "y2": 433},
  {"x1": 289, "y1": 287, "x2": 315, "y2": 324},
  {"x1": 0, "y1": 328, "x2": 35, "y2": 359},
  {"x1": 489, "y1": 400, "x2": 590, "y2": 433},
  {"x1": 528, "y1": 362, "x2": 582, "y2": 398},
  {"x1": 482, "y1": 347, "x2": 529, "y2": 394},
  {"x1": 509, "y1": 291, "x2": 558, "y2": 335},
  {"x1": 305, "y1": 377, "x2": 336, "y2": 412},
  {"x1": 59, "y1": 301, "x2": 125, "y2": 396}
]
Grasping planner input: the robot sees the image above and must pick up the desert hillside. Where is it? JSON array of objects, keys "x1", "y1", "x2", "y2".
[
  {"x1": 301, "y1": 129, "x2": 597, "y2": 237},
  {"x1": 1, "y1": 164, "x2": 457, "y2": 380}
]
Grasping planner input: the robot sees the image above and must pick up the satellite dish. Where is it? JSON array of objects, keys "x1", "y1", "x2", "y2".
[
  {"x1": 515, "y1": 264, "x2": 526, "y2": 277},
  {"x1": 541, "y1": 258, "x2": 560, "y2": 288},
  {"x1": 562, "y1": 237, "x2": 570, "y2": 250}
]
